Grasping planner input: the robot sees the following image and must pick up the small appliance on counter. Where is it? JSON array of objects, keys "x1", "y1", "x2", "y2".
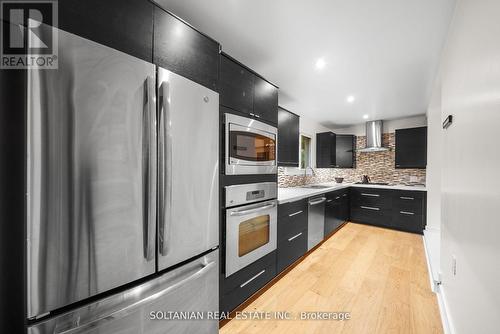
[{"x1": 335, "y1": 177, "x2": 344, "y2": 183}]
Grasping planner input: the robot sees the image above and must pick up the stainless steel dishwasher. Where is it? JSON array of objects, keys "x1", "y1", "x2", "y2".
[{"x1": 308, "y1": 196, "x2": 326, "y2": 250}]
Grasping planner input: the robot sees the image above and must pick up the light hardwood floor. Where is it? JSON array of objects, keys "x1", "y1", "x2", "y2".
[{"x1": 220, "y1": 223, "x2": 443, "y2": 334}]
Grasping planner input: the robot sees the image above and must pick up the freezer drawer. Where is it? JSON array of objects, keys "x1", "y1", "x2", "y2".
[
  {"x1": 27, "y1": 27, "x2": 156, "y2": 318},
  {"x1": 157, "y1": 68, "x2": 219, "y2": 271},
  {"x1": 28, "y1": 250, "x2": 219, "y2": 334}
]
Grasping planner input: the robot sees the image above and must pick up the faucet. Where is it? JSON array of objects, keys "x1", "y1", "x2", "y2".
[{"x1": 304, "y1": 166, "x2": 316, "y2": 177}]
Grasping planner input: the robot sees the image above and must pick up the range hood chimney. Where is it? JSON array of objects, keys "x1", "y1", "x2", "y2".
[{"x1": 357, "y1": 120, "x2": 389, "y2": 152}]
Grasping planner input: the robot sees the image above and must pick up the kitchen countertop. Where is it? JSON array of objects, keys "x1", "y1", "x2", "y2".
[{"x1": 278, "y1": 182, "x2": 426, "y2": 204}]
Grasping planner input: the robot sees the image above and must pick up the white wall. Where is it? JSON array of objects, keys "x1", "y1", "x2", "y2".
[
  {"x1": 434, "y1": 0, "x2": 500, "y2": 333},
  {"x1": 332, "y1": 115, "x2": 427, "y2": 136},
  {"x1": 424, "y1": 72, "x2": 443, "y2": 286},
  {"x1": 426, "y1": 73, "x2": 443, "y2": 232}
]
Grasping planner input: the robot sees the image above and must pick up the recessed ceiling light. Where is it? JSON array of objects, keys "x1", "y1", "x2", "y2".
[
  {"x1": 363, "y1": 114, "x2": 369, "y2": 119},
  {"x1": 346, "y1": 95, "x2": 356, "y2": 103},
  {"x1": 315, "y1": 58, "x2": 326, "y2": 70}
]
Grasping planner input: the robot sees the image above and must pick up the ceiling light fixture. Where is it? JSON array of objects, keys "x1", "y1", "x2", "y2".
[
  {"x1": 346, "y1": 95, "x2": 356, "y2": 103},
  {"x1": 315, "y1": 58, "x2": 326, "y2": 70},
  {"x1": 363, "y1": 114, "x2": 369, "y2": 119}
]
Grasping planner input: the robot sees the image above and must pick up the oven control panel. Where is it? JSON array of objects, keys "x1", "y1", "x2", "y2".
[{"x1": 225, "y1": 182, "x2": 277, "y2": 208}]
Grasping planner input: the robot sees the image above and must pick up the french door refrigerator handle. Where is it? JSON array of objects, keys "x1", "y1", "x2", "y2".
[
  {"x1": 144, "y1": 76, "x2": 156, "y2": 261},
  {"x1": 158, "y1": 80, "x2": 172, "y2": 257}
]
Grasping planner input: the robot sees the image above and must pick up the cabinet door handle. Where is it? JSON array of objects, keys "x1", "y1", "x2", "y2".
[
  {"x1": 400, "y1": 196, "x2": 414, "y2": 200},
  {"x1": 343, "y1": 194, "x2": 348, "y2": 197},
  {"x1": 288, "y1": 210, "x2": 303, "y2": 217},
  {"x1": 288, "y1": 232, "x2": 303, "y2": 242},
  {"x1": 361, "y1": 193, "x2": 380, "y2": 197},
  {"x1": 326, "y1": 199, "x2": 333, "y2": 203},
  {"x1": 361, "y1": 206, "x2": 380, "y2": 211},
  {"x1": 254, "y1": 114, "x2": 261, "y2": 118},
  {"x1": 335, "y1": 196, "x2": 340, "y2": 200},
  {"x1": 400, "y1": 211, "x2": 415, "y2": 215},
  {"x1": 240, "y1": 270, "x2": 266, "y2": 288}
]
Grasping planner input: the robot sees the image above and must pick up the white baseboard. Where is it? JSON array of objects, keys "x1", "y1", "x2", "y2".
[
  {"x1": 436, "y1": 286, "x2": 454, "y2": 334},
  {"x1": 422, "y1": 233, "x2": 454, "y2": 334},
  {"x1": 422, "y1": 233, "x2": 438, "y2": 292}
]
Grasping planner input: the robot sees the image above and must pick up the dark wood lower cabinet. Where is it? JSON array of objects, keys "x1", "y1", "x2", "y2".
[
  {"x1": 350, "y1": 187, "x2": 426, "y2": 234},
  {"x1": 277, "y1": 230, "x2": 307, "y2": 273},
  {"x1": 220, "y1": 187, "x2": 426, "y2": 314},
  {"x1": 220, "y1": 251, "x2": 277, "y2": 313}
]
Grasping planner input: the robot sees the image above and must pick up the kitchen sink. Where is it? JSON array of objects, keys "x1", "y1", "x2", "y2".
[{"x1": 301, "y1": 185, "x2": 331, "y2": 189}]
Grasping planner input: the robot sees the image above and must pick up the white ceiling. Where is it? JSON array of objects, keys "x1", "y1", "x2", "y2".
[{"x1": 157, "y1": 0, "x2": 456, "y2": 127}]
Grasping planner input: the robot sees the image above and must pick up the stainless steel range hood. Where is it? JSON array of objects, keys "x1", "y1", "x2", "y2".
[{"x1": 357, "y1": 120, "x2": 390, "y2": 152}]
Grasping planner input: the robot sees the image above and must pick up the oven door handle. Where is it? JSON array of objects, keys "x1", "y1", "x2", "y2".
[{"x1": 229, "y1": 203, "x2": 276, "y2": 216}]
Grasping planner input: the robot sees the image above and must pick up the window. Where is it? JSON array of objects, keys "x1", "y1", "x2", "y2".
[{"x1": 300, "y1": 135, "x2": 311, "y2": 169}]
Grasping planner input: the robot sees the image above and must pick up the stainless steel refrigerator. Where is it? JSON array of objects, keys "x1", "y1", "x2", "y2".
[{"x1": 26, "y1": 28, "x2": 219, "y2": 333}]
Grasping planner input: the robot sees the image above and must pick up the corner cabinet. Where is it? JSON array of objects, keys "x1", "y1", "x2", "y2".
[
  {"x1": 335, "y1": 135, "x2": 356, "y2": 168},
  {"x1": 395, "y1": 127, "x2": 427, "y2": 169},
  {"x1": 316, "y1": 132, "x2": 356, "y2": 168},
  {"x1": 219, "y1": 53, "x2": 278, "y2": 125},
  {"x1": 316, "y1": 132, "x2": 336, "y2": 168},
  {"x1": 278, "y1": 107, "x2": 300, "y2": 167},
  {"x1": 153, "y1": 6, "x2": 220, "y2": 91}
]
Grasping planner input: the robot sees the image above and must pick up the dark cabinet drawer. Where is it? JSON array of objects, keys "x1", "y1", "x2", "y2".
[
  {"x1": 59, "y1": 0, "x2": 154, "y2": 62},
  {"x1": 253, "y1": 76, "x2": 278, "y2": 124},
  {"x1": 221, "y1": 251, "x2": 276, "y2": 313},
  {"x1": 351, "y1": 207, "x2": 392, "y2": 228},
  {"x1": 393, "y1": 191, "x2": 425, "y2": 213},
  {"x1": 219, "y1": 55, "x2": 254, "y2": 113},
  {"x1": 277, "y1": 229, "x2": 307, "y2": 273},
  {"x1": 278, "y1": 199, "x2": 307, "y2": 218},
  {"x1": 392, "y1": 211, "x2": 424, "y2": 234},
  {"x1": 154, "y1": 6, "x2": 219, "y2": 90},
  {"x1": 278, "y1": 209, "x2": 307, "y2": 241},
  {"x1": 351, "y1": 188, "x2": 392, "y2": 209}
]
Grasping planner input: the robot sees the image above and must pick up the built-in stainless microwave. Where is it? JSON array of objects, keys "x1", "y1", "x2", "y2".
[{"x1": 225, "y1": 113, "x2": 277, "y2": 175}]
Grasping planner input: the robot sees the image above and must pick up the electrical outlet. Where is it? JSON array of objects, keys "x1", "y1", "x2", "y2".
[{"x1": 451, "y1": 255, "x2": 457, "y2": 276}]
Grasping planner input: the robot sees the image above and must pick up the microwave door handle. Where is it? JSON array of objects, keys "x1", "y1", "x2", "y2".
[
  {"x1": 229, "y1": 203, "x2": 276, "y2": 216},
  {"x1": 143, "y1": 76, "x2": 156, "y2": 261},
  {"x1": 158, "y1": 81, "x2": 172, "y2": 256}
]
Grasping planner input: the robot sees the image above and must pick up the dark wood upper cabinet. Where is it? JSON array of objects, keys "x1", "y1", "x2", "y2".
[
  {"x1": 395, "y1": 127, "x2": 427, "y2": 169},
  {"x1": 278, "y1": 107, "x2": 300, "y2": 167},
  {"x1": 219, "y1": 55, "x2": 254, "y2": 114},
  {"x1": 219, "y1": 54, "x2": 278, "y2": 125},
  {"x1": 153, "y1": 6, "x2": 219, "y2": 91},
  {"x1": 316, "y1": 132, "x2": 336, "y2": 168},
  {"x1": 335, "y1": 135, "x2": 356, "y2": 168},
  {"x1": 59, "y1": 0, "x2": 154, "y2": 62},
  {"x1": 253, "y1": 76, "x2": 278, "y2": 124}
]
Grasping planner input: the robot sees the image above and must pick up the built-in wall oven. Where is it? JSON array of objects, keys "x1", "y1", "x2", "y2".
[
  {"x1": 225, "y1": 182, "x2": 277, "y2": 277},
  {"x1": 225, "y1": 113, "x2": 277, "y2": 175}
]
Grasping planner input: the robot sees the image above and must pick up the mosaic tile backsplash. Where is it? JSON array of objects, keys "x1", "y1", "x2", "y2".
[{"x1": 278, "y1": 133, "x2": 426, "y2": 188}]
